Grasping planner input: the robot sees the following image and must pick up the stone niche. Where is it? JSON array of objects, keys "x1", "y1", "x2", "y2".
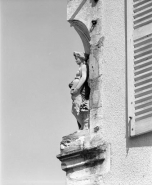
[{"x1": 57, "y1": 0, "x2": 110, "y2": 184}]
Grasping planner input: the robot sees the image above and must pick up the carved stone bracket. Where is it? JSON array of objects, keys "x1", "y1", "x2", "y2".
[
  {"x1": 57, "y1": 131, "x2": 110, "y2": 183},
  {"x1": 60, "y1": 130, "x2": 89, "y2": 154},
  {"x1": 57, "y1": 144, "x2": 107, "y2": 171},
  {"x1": 57, "y1": 132, "x2": 110, "y2": 185}
]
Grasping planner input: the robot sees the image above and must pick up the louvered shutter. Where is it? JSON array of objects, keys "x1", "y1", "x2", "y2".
[{"x1": 127, "y1": 0, "x2": 152, "y2": 136}]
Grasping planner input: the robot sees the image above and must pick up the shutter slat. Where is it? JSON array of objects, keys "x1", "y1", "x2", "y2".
[
  {"x1": 135, "y1": 107, "x2": 152, "y2": 116},
  {"x1": 135, "y1": 78, "x2": 152, "y2": 87},
  {"x1": 135, "y1": 81, "x2": 152, "y2": 90},
  {"x1": 135, "y1": 89, "x2": 152, "y2": 99},
  {"x1": 135, "y1": 75, "x2": 152, "y2": 85},
  {"x1": 134, "y1": 49, "x2": 152, "y2": 59},
  {"x1": 134, "y1": 43, "x2": 152, "y2": 54},
  {"x1": 135, "y1": 83, "x2": 152, "y2": 94},
  {"x1": 134, "y1": 33, "x2": 152, "y2": 45},
  {"x1": 135, "y1": 98, "x2": 152, "y2": 107},
  {"x1": 135, "y1": 95, "x2": 152, "y2": 104},
  {"x1": 135, "y1": 101, "x2": 152, "y2": 110},
  {"x1": 134, "y1": 38, "x2": 152, "y2": 49},
  {"x1": 133, "y1": 0, "x2": 143, "y2": 3},
  {"x1": 134, "y1": 23, "x2": 152, "y2": 40},
  {"x1": 134, "y1": 0, "x2": 152, "y2": 8},
  {"x1": 134, "y1": 60, "x2": 152, "y2": 75},
  {"x1": 135, "y1": 116, "x2": 152, "y2": 135},
  {"x1": 134, "y1": 54, "x2": 152, "y2": 65},
  {"x1": 134, "y1": 19, "x2": 152, "y2": 29},
  {"x1": 135, "y1": 108, "x2": 152, "y2": 118},
  {"x1": 135, "y1": 77, "x2": 152, "y2": 85},
  {"x1": 134, "y1": 12, "x2": 152, "y2": 23},
  {"x1": 135, "y1": 87, "x2": 152, "y2": 97},
  {"x1": 134, "y1": 7, "x2": 152, "y2": 20},
  {"x1": 134, "y1": 67, "x2": 152, "y2": 77},
  {"x1": 133, "y1": 1, "x2": 152, "y2": 13},
  {"x1": 135, "y1": 112, "x2": 152, "y2": 122}
]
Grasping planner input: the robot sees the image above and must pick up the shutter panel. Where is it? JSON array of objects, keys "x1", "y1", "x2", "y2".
[{"x1": 127, "y1": 0, "x2": 152, "y2": 136}]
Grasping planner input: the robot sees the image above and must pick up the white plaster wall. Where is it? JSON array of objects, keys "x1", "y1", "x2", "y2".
[{"x1": 102, "y1": 0, "x2": 152, "y2": 184}]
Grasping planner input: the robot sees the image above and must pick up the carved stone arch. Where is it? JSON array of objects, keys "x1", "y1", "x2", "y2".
[{"x1": 68, "y1": 20, "x2": 91, "y2": 55}]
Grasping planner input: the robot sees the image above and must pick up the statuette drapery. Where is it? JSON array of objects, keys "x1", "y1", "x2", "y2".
[{"x1": 69, "y1": 52, "x2": 90, "y2": 130}]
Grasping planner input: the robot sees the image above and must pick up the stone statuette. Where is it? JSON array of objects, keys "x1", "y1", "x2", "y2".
[{"x1": 69, "y1": 52, "x2": 90, "y2": 130}]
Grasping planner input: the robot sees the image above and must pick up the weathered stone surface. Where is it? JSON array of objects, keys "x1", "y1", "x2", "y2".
[
  {"x1": 89, "y1": 107, "x2": 103, "y2": 132},
  {"x1": 89, "y1": 52, "x2": 99, "y2": 79},
  {"x1": 89, "y1": 76, "x2": 102, "y2": 109},
  {"x1": 57, "y1": 136, "x2": 110, "y2": 185},
  {"x1": 60, "y1": 129, "x2": 105, "y2": 155},
  {"x1": 60, "y1": 130, "x2": 89, "y2": 154},
  {"x1": 89, "y1": 18, "x2": 103, "y2": 79},
  {"x1": 67, "y1": 0, "x2": 102, "y2": 30}
]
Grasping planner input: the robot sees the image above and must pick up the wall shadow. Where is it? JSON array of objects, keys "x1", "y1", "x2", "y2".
[{"x1": 89, "y1": 0, "x2": 99, "y2": 7}]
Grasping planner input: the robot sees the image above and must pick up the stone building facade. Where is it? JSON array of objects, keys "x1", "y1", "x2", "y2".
[{"x1": 57, "y1": 0, "x2": 152, "y2": 184}]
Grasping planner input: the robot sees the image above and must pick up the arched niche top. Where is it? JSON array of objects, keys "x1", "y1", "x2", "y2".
[{"x1": 69, "y1": 20, "x2": 91, "y2": 55}]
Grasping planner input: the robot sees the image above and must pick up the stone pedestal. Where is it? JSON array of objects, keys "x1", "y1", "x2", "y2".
[{"x1": 57, "y1": 130, "x2": 110, "y2": 185}]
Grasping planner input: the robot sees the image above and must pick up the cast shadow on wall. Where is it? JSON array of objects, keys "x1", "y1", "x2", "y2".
[{"x1": 89, "y1": 0, "x2": 99, "y2": 7}]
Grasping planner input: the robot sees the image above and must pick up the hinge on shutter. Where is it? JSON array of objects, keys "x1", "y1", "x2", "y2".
[{"x1": 129, "y1": 102, "x2": 135, "y2": 137}]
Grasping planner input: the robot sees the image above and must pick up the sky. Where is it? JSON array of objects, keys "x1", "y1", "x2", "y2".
[{"x1": 1, "y1": 0, "x2": 83, "y2": 185}]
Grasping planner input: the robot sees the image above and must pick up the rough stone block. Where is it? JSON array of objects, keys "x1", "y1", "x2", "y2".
[
  {"x1": 89, "y1": 76, "x2": 102, "y2": 109},
  {"x1": 89, "y1": 35, "x2": 104, "y2": 79},
  {"x1": 60, "y1": 130, "x2": 89, "y2": 154},
  {"x1": 89, "y1": 107, "x2": 103, "y2": 132},
  {"x1": 89, "y1": 52, "x2": 99, "y2": 79},
  {"x1": 57, "y1": 139, "x2": 110, "y2": 185}
]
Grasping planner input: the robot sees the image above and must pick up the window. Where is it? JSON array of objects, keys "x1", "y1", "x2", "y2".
[{"x1": 127, "y1": 0, "x2": 152, "y2": 136}]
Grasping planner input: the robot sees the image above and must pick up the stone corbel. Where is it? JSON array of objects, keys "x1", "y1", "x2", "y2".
[
  {"x1": 57, "y1": 131, "x2": 110, "y2": 175},
  {"x1": 57, "y1": 144, "x2": 108, "y2": 172}
]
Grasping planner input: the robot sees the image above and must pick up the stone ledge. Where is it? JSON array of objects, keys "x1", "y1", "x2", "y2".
[{"x1": 57, "y1": 143, "x2": 108, "y2": 171}]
